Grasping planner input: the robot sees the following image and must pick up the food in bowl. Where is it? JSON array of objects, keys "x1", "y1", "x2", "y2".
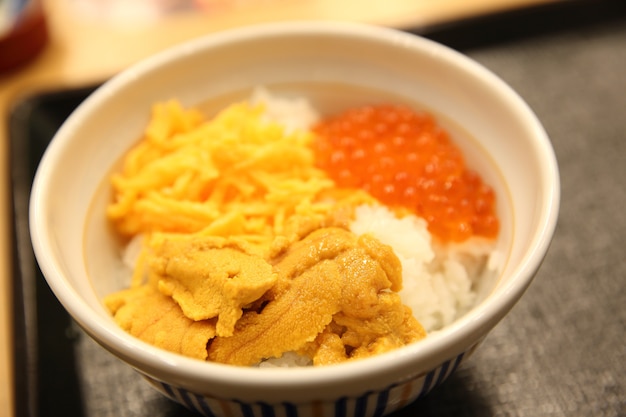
[
  {"x1": 29, "y1": 21, "x2": 559, "y2": 417},
  {"x1": 102, "y1": 88, "x2": 501, "y2": 366}
]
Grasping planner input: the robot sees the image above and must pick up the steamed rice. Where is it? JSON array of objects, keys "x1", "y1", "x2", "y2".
[{"x1": 350, "y1": 204, "x2": 491, "y2": 332}]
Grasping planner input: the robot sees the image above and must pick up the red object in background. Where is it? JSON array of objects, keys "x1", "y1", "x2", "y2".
[{"x1": 0, "y1": 2, "x2": 49, "y2": 73}]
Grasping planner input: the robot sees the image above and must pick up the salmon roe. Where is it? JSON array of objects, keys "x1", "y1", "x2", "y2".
[{"x1": 312, "y1": 104, "x2": 499, "y2": 243}]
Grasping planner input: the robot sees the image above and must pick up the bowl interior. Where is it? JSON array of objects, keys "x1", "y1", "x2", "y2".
[{"x1": 30, "y1": 22, "x2": 558, "y2": 400}]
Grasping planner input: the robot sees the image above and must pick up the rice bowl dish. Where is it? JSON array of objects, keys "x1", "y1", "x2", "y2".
[{"x1": 28, "y1": 21, "x2": 558, "y2": 417}]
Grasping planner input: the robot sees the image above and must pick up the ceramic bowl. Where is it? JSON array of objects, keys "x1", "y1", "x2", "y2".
[{"x1": 29, "y1": 21, "x2": 559, "y2": 417}]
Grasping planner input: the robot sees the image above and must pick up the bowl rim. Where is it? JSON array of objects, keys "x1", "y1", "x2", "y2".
[{"x1": 29, "y1": 20, "x2": 560, "y2": 395}]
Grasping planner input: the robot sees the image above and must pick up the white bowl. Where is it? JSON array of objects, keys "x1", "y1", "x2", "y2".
[{"x1": 29, "y1": 21, "x2": 559, "y2": 417}]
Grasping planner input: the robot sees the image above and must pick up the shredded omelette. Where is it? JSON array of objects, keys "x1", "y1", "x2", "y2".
[{"x1": 104, "y1": 99, "x2": 426, "y2": 365}]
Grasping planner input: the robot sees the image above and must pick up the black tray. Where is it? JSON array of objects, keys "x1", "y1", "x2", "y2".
[{"x1": 9, "y1": 1, "x2": 626, "y2": 416}]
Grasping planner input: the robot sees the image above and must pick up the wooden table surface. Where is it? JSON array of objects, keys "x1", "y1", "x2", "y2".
[{"x1": 0, "y1": 1, "x2": 558, "y2": 416}]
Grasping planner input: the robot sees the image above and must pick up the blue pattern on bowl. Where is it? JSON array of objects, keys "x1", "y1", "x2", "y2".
[{"x1": 142, "y1": 345, "x2": 476, "y2": 417}]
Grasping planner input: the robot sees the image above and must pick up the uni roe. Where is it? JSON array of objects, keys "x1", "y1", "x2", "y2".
[{"x1": 312, "y1": 104, "x2": 499, "y2": 243}]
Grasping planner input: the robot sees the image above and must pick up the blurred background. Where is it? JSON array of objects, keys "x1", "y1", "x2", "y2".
[{"x1": 0, "y1": 0, "x2": 565, "y2": 82}]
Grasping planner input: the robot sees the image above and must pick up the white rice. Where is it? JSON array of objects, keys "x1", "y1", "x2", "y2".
[
  {"x1": 349, "y1": 204, "x2": 493, "y2": 332},
  {"x1": 258, "y1": 351, "x2": 313, "y2": 368},
  {"x1": 250, "y1": 86, "x2": 320, "y2": 134}
]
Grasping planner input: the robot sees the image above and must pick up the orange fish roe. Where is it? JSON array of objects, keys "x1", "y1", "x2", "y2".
[{"x1": 312, "y1": 104, "x2": 499, "y2": 242}]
